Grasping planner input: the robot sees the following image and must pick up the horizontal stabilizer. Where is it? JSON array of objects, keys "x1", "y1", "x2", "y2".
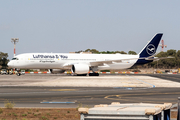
[{"x1": 145, "y1": 56, "x2": 174, "y2": 61}]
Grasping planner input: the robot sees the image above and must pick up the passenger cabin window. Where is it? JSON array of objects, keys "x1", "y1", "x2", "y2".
[{"x1": 12, "y1": 58, "x2": 19, "y2": 60}]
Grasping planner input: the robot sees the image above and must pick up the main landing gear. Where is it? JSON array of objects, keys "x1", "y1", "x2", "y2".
[
  {"x1": 77, "y1": 74, "x2": 87, "y2": 76},
  {"x1": 73, "y1": 72, "x2": 99, "y2": 76},
  {"x1": 89, "y1": 67, "x2": 99, "y2": 76},
  {"x1": 89, "y1": 72, "x2": 99, "y2": 76}
]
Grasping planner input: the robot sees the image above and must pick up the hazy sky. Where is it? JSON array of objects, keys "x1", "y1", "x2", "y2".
[{"x1": 1, "y1": 0, "x2": 180, "y2": 58}]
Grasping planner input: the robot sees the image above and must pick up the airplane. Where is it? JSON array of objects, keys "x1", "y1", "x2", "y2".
[{"x1": 8, "y1": 33, "x2": 168, "y2": 76}]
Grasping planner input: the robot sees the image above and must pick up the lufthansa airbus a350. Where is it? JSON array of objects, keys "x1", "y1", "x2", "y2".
[{"x1": 8, "y1": 33, "x2": 167, "y2": 76}]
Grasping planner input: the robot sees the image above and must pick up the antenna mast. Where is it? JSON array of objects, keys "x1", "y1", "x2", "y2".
[
  {"x1": 11, "y1": 38, "x2": 19, "y2": 57},
  {"x1": 159, "y1": 40, "x2": 167, "y2": 51}
]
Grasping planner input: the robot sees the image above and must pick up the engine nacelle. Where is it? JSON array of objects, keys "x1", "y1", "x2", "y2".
[
  {"x1": 71, "y1": 64, "x2": 89, "y2": 74},
  {"x1": 49, "y1": 69, "x2": 65, "y2": 74}
]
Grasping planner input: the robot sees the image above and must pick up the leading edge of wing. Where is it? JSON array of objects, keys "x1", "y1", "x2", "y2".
[
  {"x1": 89, "y1": 57, "x2": 141, "y2": 66},
  {"x1": 62, "y1": 58, "x2": 140, "y2": 68}
]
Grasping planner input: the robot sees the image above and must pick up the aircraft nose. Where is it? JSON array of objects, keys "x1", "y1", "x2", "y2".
[{"x1": 7, "y1": 61, "x2": 14, "y2": 68}]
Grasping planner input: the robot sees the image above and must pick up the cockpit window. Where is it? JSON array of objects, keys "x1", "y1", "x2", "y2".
[{"x1": 12, "y1": 58, "x2": 19, "y2": 60}]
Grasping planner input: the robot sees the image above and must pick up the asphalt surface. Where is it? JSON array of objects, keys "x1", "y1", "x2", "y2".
[
  {"x1": 149, "y1": 74, "x2": 180, "y2": 82},
  {"x1": 0, "y1": 74, "x2": 180, "y2": 108}
]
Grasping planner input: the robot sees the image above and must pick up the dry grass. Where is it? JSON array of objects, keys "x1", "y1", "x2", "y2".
[{"x1": 0, "y1": 108, "x2": 80, "y2": 120}]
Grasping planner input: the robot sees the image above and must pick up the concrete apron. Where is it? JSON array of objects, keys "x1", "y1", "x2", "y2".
[{"x1": 14, "y1": 75, "x2": 180, "y2": 88}]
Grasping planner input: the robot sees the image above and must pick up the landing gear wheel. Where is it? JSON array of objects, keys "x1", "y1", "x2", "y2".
[
  {"x1": 89, "y1": 73, "x2": 99, "y2": 76},
  {"x1": 77, "y1": 74, "x2": 87, "y2": 76},
  {"x1": 16, "y1": 73, "x2": 21, "y2": 76}
]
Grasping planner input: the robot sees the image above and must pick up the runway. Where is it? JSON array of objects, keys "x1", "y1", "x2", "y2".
[{"x1": 0, "y1": 74, "x2": 180, "y2": 108}]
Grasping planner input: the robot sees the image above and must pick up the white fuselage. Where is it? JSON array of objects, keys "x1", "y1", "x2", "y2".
[{"x1": 8, "y1": 53, "x2": 139, "y2": 70}]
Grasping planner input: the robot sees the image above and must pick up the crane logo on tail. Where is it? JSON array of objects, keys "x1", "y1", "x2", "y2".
[{"x1": 146, "y1": 44, "x2": 156, "y2": 55}]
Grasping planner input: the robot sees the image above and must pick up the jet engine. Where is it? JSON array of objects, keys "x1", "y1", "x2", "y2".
[
  {"x1": 71, "y1": 64, "x2": 89, "y2": 74},
  {"x1": 49, "y1": 69, "x2": 65, "y2": 74}
]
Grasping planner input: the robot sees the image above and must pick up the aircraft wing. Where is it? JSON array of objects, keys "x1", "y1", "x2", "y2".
[
  {"x1": 89, "y1": 58, "x2": 141, "y2": 66},
  {"x1": 89, "y1": 56, "x2": 174, "y2": 66},
  {"x1": 63, "y1": 57, "x2": 149, "y2": 67},
  {"x1": 62, "y1": 58, "x2": 139, "y2": 68},
  {"x1": 62, "y1": 56, "x2": 173, "y2": 68}
]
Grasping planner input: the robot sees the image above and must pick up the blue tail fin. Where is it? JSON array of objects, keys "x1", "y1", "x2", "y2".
[{"x1": 138, "y1": 33, "x2": 163, "y2": 57}]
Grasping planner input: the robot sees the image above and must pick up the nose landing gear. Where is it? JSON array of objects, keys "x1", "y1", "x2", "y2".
[{"x1": 16, "y1": 69, "x2": 21, "y2": 76}]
